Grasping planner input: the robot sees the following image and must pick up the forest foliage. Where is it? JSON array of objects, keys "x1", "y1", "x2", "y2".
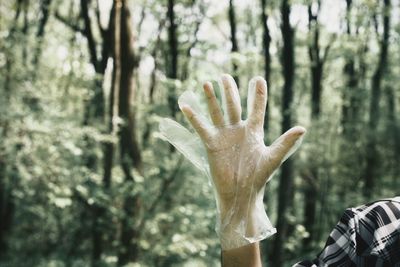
[{"x1": 0, "y1": 0, "x2": 400, "y2": 266}]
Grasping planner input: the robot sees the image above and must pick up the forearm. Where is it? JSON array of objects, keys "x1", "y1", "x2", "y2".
[{"x1": 222, "y1": 242, "x2": 262, "y2": 267}]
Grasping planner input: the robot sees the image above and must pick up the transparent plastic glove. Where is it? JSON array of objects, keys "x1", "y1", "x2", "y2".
[{"x1": 159, "y1": 74, "x2": 306, "y2": 250}]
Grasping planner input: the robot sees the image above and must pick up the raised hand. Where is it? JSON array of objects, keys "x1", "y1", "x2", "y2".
[{"x1": 160, "y1": 74, "x2": 306, "y2": 250}]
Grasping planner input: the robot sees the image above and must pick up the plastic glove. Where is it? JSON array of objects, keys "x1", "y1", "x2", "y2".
[{"x1": 159, "y1": 74, "x2": 306, "y2": 250}]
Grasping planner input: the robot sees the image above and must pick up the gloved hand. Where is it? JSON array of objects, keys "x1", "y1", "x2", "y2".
[{"x1": 159, "y1": 74, "x2": 306, "y2": 250}]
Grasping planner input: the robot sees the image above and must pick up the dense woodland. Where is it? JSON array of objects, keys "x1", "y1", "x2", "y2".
[{"x1": 0, "y1": 0, "x2": 400, "y2": 266}]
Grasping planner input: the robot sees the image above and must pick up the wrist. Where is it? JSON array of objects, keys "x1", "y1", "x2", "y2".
[
  {"x1": 222, "y1": 242, "x2": 262, "y2": 267},
  {"x1": 216, "y1": 191, "x2": 276, "y2": 250},
  {"x1": 219, "y1": 195, "x2": 257, "y2": 232}
]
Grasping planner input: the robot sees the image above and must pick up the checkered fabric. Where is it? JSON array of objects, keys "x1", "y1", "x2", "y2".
[{"x1": 294, "y1": 197, "x2": 400, "y2": 267}]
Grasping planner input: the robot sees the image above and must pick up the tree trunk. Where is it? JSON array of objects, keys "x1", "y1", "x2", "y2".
[
  {"x1": 260, "y1": 0, "x2": 272, "y2": 260},
  {"x1": 90, "y1": 2, "x2": 117, "y2": 265},
  {"x1": 79, "y1": 1, "x2": 114, "y2": 265},
  {"x1": 0, "y1": 162, "x2": 14, "y2": 257},
  {"x1": 271, "y1": 0, "x2": 295, "y2": 266},
  {"x1": 341, "y1": 0, "x2": 360, "y2": 138},
  {"x1": 385, "y1": 86, "x2": 400, "y2": 185},
  {"x1": 22, "y1": 0, "x2": 29, "y2": 64},
  {"x1": 303, "y1": 0, "x2": 324, "y2": 249},
  {"x1": 363, "y1": 0, "x2": 390, "y2": 198},
  {"x1": 32, "y1": 0, "x2": 52, "y2": 67},
  {"x1": 338, "y1": 0, "x2": 365, "y2": 206},
  {"x1": 117, "y1": 0, "x2": 142, "y2": 264},
  {"x1": 260, "y1": 0, "x2": 271, "y2": 135},
  {"x1": 118, "y1": 2, "x2": 142, "y2": 172},
  {"x1": 80, "y1": 0, "x2": 108, "y2": 122},
  {"x1": 167, "y1": 0, "x2": 179, "y2": 116},
  {"x1": 228, "y1": 0, "x2": 239, "y2": 86}
]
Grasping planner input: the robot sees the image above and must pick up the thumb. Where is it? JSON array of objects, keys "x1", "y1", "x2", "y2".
[{"x1": 269, "y1": 126, "x2": 306, "y2": 165}]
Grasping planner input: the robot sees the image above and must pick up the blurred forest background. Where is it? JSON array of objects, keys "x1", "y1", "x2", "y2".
[{"x1": 0, "y1": 0, "x2": 400, "y2": 266}]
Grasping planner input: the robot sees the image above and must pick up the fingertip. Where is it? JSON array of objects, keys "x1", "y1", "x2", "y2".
[
  {"x1": 221, "y1": 73, "x2": 232, "y2": 81},
  {"x1": 280, "y1": 126, "x2": 307, "y2": 143},
  {"x1": 248, "y1": 76, "x2": 267, "y2": 99},
  {"x1": 179, "y1": 104, "x2": 192, "y2": 114},
  {"x1": 284, "y1": 126, "x2": 306, "y2": 141},
  {"x1": 203, "y1": 81, "x2": 212, "y2": 88},
  {"x1": 221, "y1": 73, "x2": 234, "y2": 87},
  {"x1": 203, "y1": 82, "x2": 213, "y2": 95},
  {"x1": 253, "y1": 76, "x2": 266, "y2": 84},
  {"x1": 255, "y1": 78, "x2": 267, "y2": 95},
  {"x1": 293, "y1": 126, "x2": 306, "y2": 136}
]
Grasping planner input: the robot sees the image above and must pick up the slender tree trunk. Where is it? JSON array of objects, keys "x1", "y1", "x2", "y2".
[
  {"x1": 77, "y1": 0, "x2": 112, "y2": 175},
  {"x1": 0, "y1": 161, "x2": 14, "y2": 257},
  {"x1": 91, "y1": 3, "x2": 117, "y2": 265},
  {"x1": 385, "y1": 86, "x2": 400, "y2": 185},
  {"x1": 228, "y1": 0, "x2": 239, "y2": 86},
  {"x1": 80, "y1": 0, "x2": 108, "y2": 122},
  {"x1": 303, "y1": 0, "x2": 324, "y2": 249},
  {"x1": 80, "y1": 2, "x2": 114, "y2": 265},
  {"x1": 341, "y1": 0, "x2": 360, "y2": 138},
  {"x1": 364, "y1": 0, "x2": 390, "y2": 198},
  {"x1": 117, "y1": 0, "x2": 142, "y2": 264},
  {"x1": 167, "y1": 0, "x2": 179, "y2": 116},
  {"x1": 337, "y1": 0, "x2": 364, "y2": 208},
  {"x1": 118, "y1": 2, "x2": 142, "y2": 171},
  {"x1": 271, "y1": 0, "x2": 295, "y2": 266},
  {"x1": 167, "y1": 0, "x2": 178, "y2": 81},
  {"x1": 32, "y1": 0, "x2": 52, "y2": 67},
  {"x1": 260, "y1": 0, "x2": 273, "y2": 260},
  {"x1": 260, "y1": 0, "x2": 271, "y2": 135},
  {"x1": 148, "y1": 20, "x2": 164, "y2": 104},
  {"x1": 22, "y1": 0, "x2": 29, "y2": 64}
]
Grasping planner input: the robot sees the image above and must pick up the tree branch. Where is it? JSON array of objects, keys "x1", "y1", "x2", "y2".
[
  {"x1": 136, "y1": 156, "x2": 183, "y2": 232},
  {"x1": 148, "y1": 19, "x2": 165, "y2": 103},
  {"x1": 95, "y1": 0, "x2": 105, "y2": 35},
  {"x1": 147, "y1": 156, "x2": 183, "y2": 215},
  {"x1": 80, "y1": 0, "x2": 99, "y2": 72},
  {"x1": 54, "y1": 11, "x2": 84, "y2": 34},
  {"x1": 321, "y1": 35, "x2": 335, "y2": 65}
]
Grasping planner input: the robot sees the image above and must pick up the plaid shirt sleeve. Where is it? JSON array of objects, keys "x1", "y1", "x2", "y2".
[{"x1": 293, "y1": 197, "x2": 400, "y2": 267}]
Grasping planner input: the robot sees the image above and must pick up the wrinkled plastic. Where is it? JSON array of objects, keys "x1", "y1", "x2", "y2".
[
  {"x1": 159, "y1": 75, "x2": 305, "y2": 250},
  {"x1": 159, "y1": 118, "x2": 209, "y2": 175}
]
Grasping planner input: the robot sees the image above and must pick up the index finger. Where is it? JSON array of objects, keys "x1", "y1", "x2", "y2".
[{"x1": 180, "y1": 104, "x2": 212, "y2": 141}]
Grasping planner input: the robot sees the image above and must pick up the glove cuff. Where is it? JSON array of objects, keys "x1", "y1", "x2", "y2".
[{"x1": 216, "y1": 191, "x2": 276, "y2": 250}]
